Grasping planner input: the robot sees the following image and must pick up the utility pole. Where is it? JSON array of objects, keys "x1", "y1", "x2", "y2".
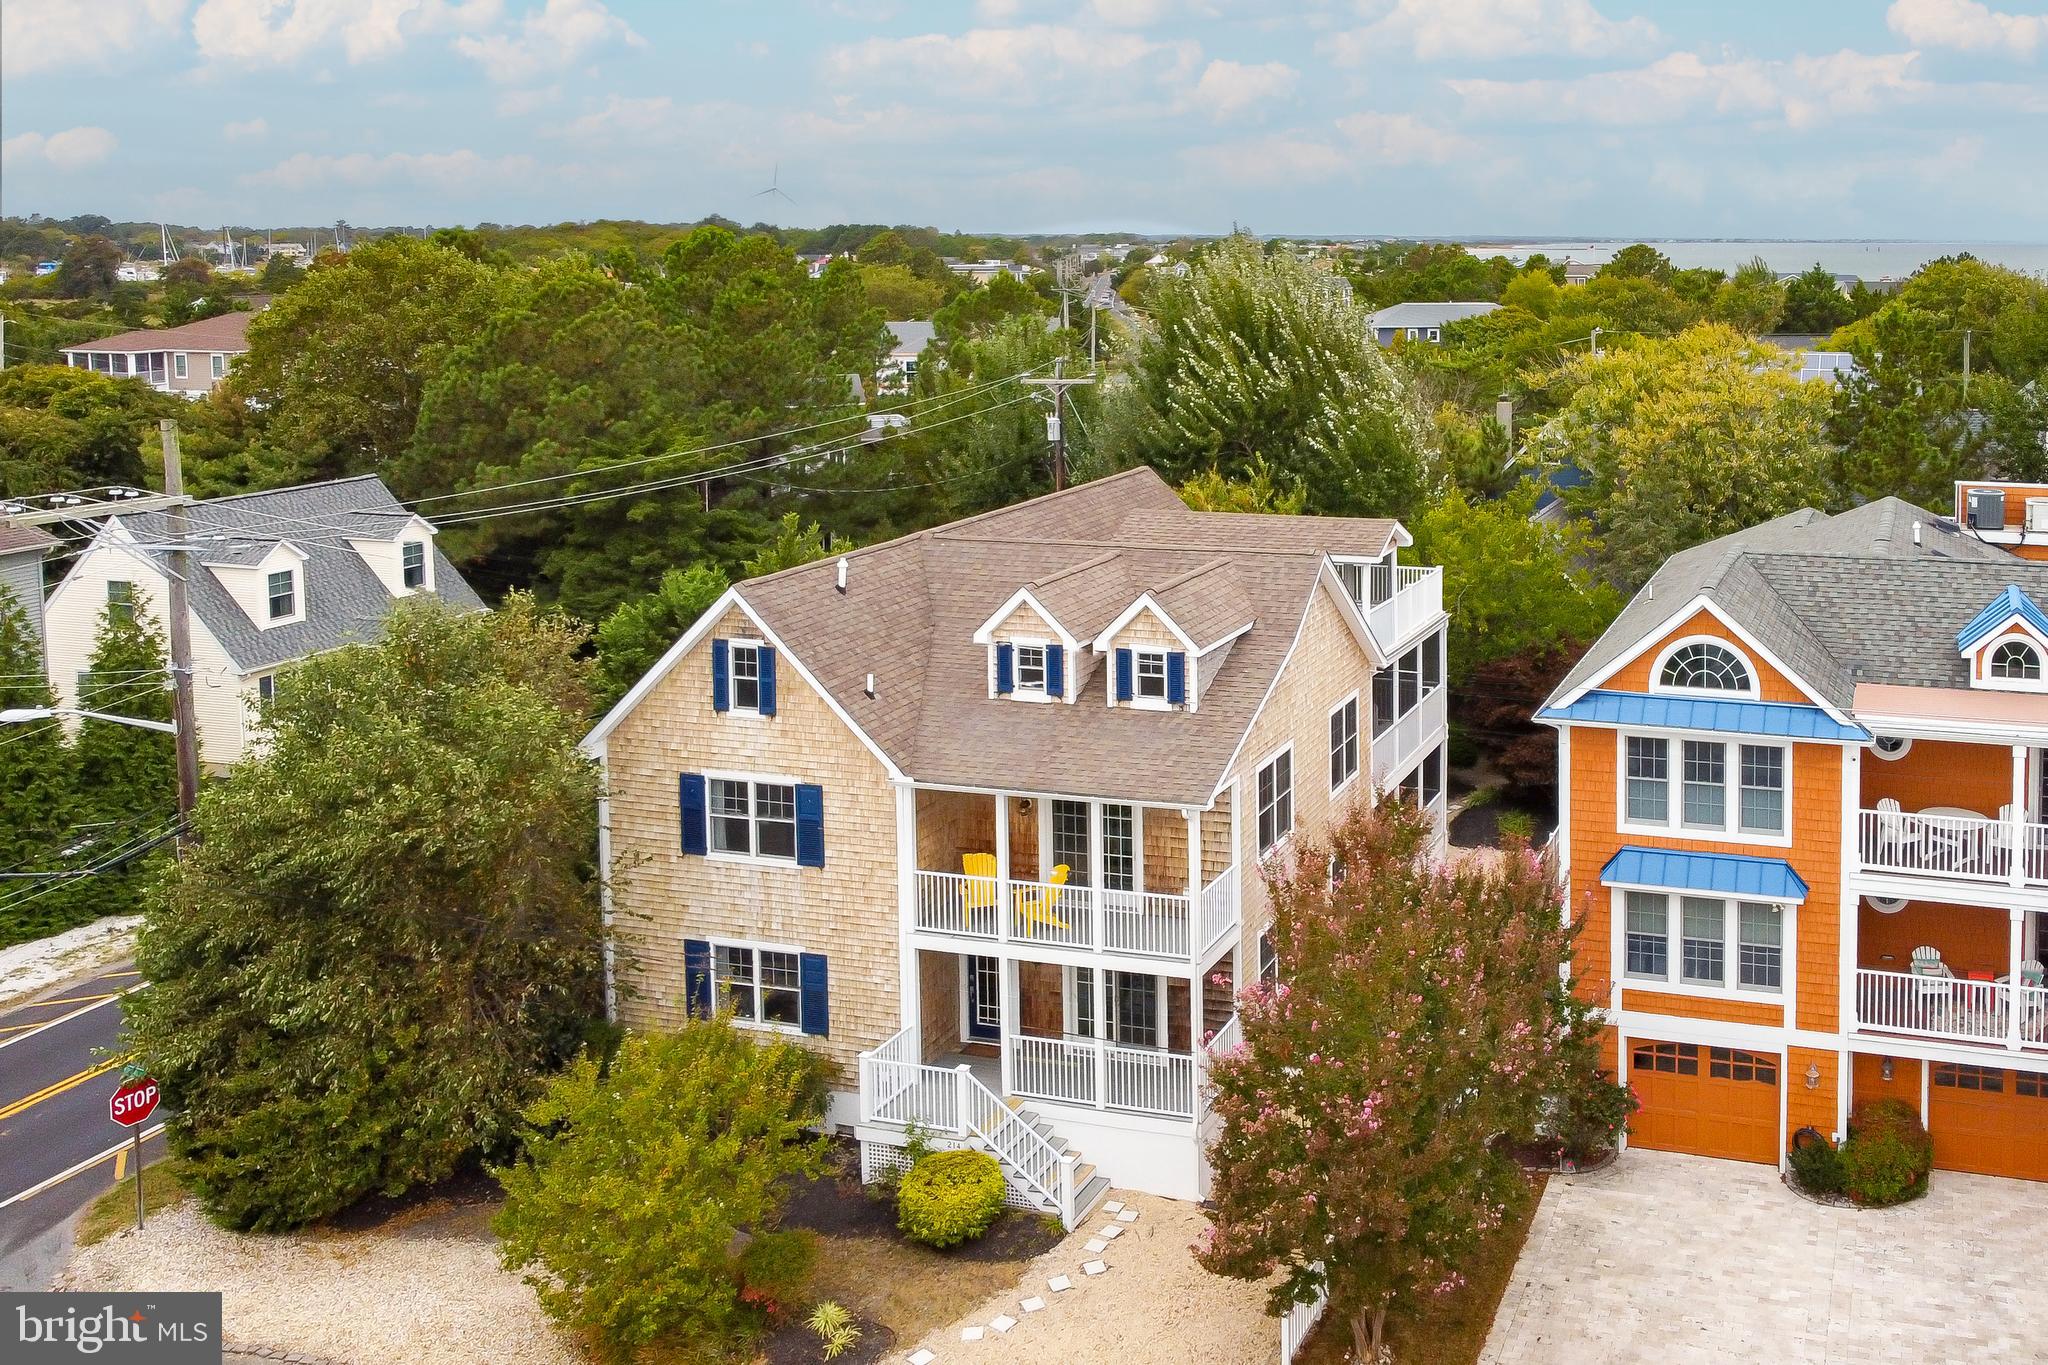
[
  {"x1": 158, "y1": 420, "x2": 201, "y2": 826},
  {"x1": 1962, "y1": 328, "x2": 1973, "y2": 401},
  {"x1": 1590, "y1": 326, "x2": 1602, "y2": 358},
  {"x1": 1, "y1": 314, "x2": 7, "y2": 372},
  {"x1": 1024, "y1": 358, "x2": 1094, "y2": 492}
]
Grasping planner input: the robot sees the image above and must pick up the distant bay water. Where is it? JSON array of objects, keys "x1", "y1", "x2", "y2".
[{"x1": 1461, "y1": 239, "x2": 2048, "y2": 280}]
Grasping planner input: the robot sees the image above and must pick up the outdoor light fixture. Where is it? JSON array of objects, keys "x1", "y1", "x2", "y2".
[
  {"x1": 1881, "y1": 1059, "x2": 1894, "y2": 1082},
  {"x1": 1805, "y1": 1062, "x2": 1822, "y2": 1090}
]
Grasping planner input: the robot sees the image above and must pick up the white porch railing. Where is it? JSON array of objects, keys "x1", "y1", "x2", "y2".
[
  {"x1": 1853, "y1": 968, "x2": 2048, "y2": 1049},
  {"x1": 1365, "y1": 564, "x2": 1443, "y2": 650},
  {"x1": 1855, "y1": 807, "x2": 2048, "y2": 885},
  {"x1": 1371, "y1": 682, "x2": 1447, "y2": 787},
  {"x1": 860, "y1": 1026, "x2": 1081, "y2": 1225},
  {"x1": 1206, "y1": 1011, "x2": 1242, "y2": 1058},
  {"x1": 1007, "y1": 1033, "x2": 1199, "y2": 1118},
  {"x1": 912, "y1": 867, "x2": 1240, "y2": 964}
]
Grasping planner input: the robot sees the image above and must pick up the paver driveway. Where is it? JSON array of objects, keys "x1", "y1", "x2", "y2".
[{"x1": 1482, "y1": 1149, "x2": 2048, "y2": 1365}]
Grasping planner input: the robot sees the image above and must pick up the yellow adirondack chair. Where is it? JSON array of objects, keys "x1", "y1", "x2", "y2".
[
  {"x1": 1014, "y1": 863, "x2": 1071, "y2": 933},
  {"x1": 961, "y1": 852, "x2": 999, "y2": 916}
]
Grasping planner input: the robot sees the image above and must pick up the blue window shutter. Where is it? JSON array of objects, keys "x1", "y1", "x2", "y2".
[
  {"x1": 684, "y1": 938, "x2": 712, "y2": 1018},
  {"x1": 995, "y1": 643, "x2": 1014, "y2": 695},
  {"x1": 799, "y1": 953, "x2": 830, "y2": 1037},
  {"x1": 679, "y1": 773, "x2": 708, "y2": 855},
  {"x1": 795, "y1": 783, "x2": 825, "y2": 867},
  {"x1": 1046, "y1": 644, "x2": 1065, "y2": 697},
  {"x1": 1115, "y1": 648, "x2": 1134, "y2": 701},
  {"x1": 1167, "y1": 651, "x2": 1187, "y2": 704},
  {"x1": 710, "y1": 639, "x2": 730, "y2": 713},
  {"x1": 759, "y1": 646, "x2": 777, "y2": 716}
]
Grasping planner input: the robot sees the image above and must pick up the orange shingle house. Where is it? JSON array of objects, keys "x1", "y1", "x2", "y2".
[{"x1": 1542, "y1": 497, "x2": 2048, "y2": 1181}]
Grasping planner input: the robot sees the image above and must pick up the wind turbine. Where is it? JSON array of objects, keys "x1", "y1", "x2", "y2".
[{"x1": 753, "y1": 163, "x2": 795, "y2": 207}]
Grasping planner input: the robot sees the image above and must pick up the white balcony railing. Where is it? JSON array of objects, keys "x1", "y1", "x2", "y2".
[
  {"x1": 1853, "y1": 968, "x2": 2048, "y2": 1050},
  {"x1": 1007, "y1": 1033, "x2": 1198, "y2": 1118},
  {"x1": 1365, "y1": 564, "x2": 1443, "y2": 650},
  {"x1": 1372, "y1": 682, "x2": 1447, "y2": 786},
  {"x1": 1854, "y1": 807, "x2": 2048, "y2": 883},
  {"x1": 912, "y1": 867, "x2": 1240, "y2": 963}
]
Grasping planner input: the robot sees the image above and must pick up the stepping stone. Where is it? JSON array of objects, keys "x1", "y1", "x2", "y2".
[
  {"x1": 1116, "y1": 1208, "x2": 1139, "y2": 1223},
  {"x1": 1083, "y1": 1259, "x2": 1108, "y2": 1276},
  {"x1": 990, "y1": 1315, "x2": 1017, "y2": 1334},
  {"x1": 1097, "y1": 1225, "x2": 1123, "y2": 1240},
  {"x1": 1103, "y1": 1200, "x2": 1124, "y2": 1213},
  {"x1": 1048, "y1": 1275, "x2": 1073, "y2": 1293},
  {"x1": 961, "y1": 1326, "x2": 985, "y2": 1343},
  {"x1": 908, "y1": 1352, "x2": 937, "y2": 1365},
  {"x1": 1084, "y1": 1237, "x2": 1107, "y2": 1253},
  {"x1": 1020, "y1": 1297, "x2": 1046, "y2": 1314}
]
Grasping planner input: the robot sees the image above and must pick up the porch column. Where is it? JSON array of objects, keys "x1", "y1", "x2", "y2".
[
  {"x1": 1840, "y1": 747, "x2": 1861, "y2": 1039},
  {"x1": 1000, "y1": 957, "x2": 1019, "y2": 1095},
  {"x1": 1087, "y1": 799, "x2": 1103, "y2": 948},
  {"x1": 895, "y1": 783, "x2": 920, "y2": 1031},
  {"x1": 1189, "y1": 965, "x2": 1204, "y2": 1051},
  {"x1": 2009, "y1": 909, "x2": 2026, "y2": 1052},
  {"x1": 1091, "y1": 966, "x2": 1110, "y2": 1110},
  {"x1": 994, "y1": 793, "x2": 1011, "y2": 944},
  {"x1": 1185, "y1": 808, "x2": 1202, "y2": 960},
  {"x1": 2012, "y1": 745, "x2": 2030, "y2": 888}
]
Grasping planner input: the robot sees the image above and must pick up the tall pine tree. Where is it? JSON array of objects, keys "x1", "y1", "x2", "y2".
[
  {"x1": 69, "y1": 598, "x2": 177, "y2": 919},
  {"x1": 0, "y1": 586, "x2": 91, "y2": 946}
]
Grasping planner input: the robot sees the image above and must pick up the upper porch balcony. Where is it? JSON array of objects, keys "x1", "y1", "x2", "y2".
[
  {"x1": 1364, "y1": 564, "x2": 1443, "y2": 654},
  {"x1": 1853, "y1": 736, "x2": 2048, "y2": 899},
  {"x1": 910, "y1": 786, "x2": 1240, "y2": 968}
]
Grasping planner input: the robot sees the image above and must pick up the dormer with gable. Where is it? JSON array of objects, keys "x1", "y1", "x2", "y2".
[
  {"x1": 1958, "y1": 585, "x2": 2048, "y2": 692},
  {"x1": 972, "y1": 586, "x2": 1082, "y2": 704},
  {"x1": 349, "y1": 515, "x2": 440, "y2": 598},
  {"x1": 203, "y1": 540, "x2": 309, "y2": 629}
]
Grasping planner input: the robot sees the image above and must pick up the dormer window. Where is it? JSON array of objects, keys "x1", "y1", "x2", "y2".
[
  {"x1": 266, "y1": 569, "x2": 296, "y2": 621},
  {"x1": 1991, "y1": 640, "x2": 2042, "y2": 681},
  {"x1": 401, "y1": 540, "x2": 426, "y2": 590},
  {"x1": 1016, "y1": 643, "x2": 1047, "y2": 694},
  {"x1": 1135, "y1": 649, "x2": 1168, "y2": 701},
  {"x1": 1657, "y1": 640, "x2": 1753, "y2": 693}
]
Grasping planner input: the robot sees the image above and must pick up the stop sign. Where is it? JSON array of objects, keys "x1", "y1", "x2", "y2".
[{"x1": 110, "y1": 1075, "x2": 159, "y2": 1128}]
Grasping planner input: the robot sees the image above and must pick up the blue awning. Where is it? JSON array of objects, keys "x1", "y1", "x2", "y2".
[
  {"x1": 1600, "y1": 846, "x2": 1808, "y2": 902},
  {"x1": 1538, "y1": 689, "x2": 1868, "y2": 742}
]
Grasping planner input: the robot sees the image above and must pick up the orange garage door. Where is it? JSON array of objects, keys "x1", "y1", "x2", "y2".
[
  {"x1": 1928, "y1": 1064, "x2": 2048, "y2": 1181},
  {"x1": 1628, "y1": 1040, "x2": 1780, "y2": 1164}
]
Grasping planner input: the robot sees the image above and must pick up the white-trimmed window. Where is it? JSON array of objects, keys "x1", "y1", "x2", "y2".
[
  {"x1": 1623, "y1": 890, "x2": 1783, "y2": 994},
  {"x1": 1656, "y1": 639, "x2": 1755, "y2": 693},
  {"x1": 1257, "y1": 931, "x2": 1279, "y2": 983},
  {"x1": 1135, "y1": 649, "x2": 1168, "y2": 701},
  {"x1": 1329, "y1": 694, "x2": 1360, "y2": 792},
  {"x1": 1622, "y1": 734, "x2": 1787, "y2": 839},
  {"x1": 729, "y1": 642, "x2": 762, "y2": 712},
  {"x1": 173, "y1": 353, "x2": 187, "y2": 379},
  {"x1": 708, "y1": 777, "x2": 797, "y2": 861},
  {"x1": 1257, "y1": 748, "x2": 1294, "y2": 854},
  {"x1": 257, "y1": 673, "x2": 277, "y2": 704},
  {"x1": 266, "y1": 568, "x2": 296, "y2": 621},
  {"x1": 1870, "y1": 734, "x2": 1913, "y2": 761},
  {"x1": 714, "y1": 943, "x2": 802, "y2": 1029},
  {"x1": 1991, "y1": 640, "x2": 2042, "y2": 681},
  {"x1": 1016, "y1": 643, "x2": 1047, "y2": 694},
  {"x1": 211, "y1": 353, "x2": 226, "y2": 380},
  {"x1": 106, "y1": 580, "x2": 135, "y2": 624},
  {"x1": 401, "y1": 540, "x2": 427, "y2": 590}
]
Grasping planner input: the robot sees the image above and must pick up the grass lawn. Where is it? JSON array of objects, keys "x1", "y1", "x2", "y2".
[
  {"x1": 1299, "y1": 1171, "x2": 1547, "y2": 1365},
  {"x1": 77, "y1": 1160, "x2": 190, "y2": 1249}
]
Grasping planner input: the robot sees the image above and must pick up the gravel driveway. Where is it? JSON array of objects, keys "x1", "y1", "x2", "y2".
[
  {"x1": 912, "y1": 1193, "x2": 1278, "y2": 1365},
  {"x1": 60, "y1": 1198, "x2": 577, "y2": 1364},
  {"x1": 1483, "y1": 1148, "x2": 2048, "y2": 1364}
]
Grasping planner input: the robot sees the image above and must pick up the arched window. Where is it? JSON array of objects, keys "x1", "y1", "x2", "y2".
[
  {"x1": 1990, "y1": 640, "x2": 2042, "y2": 681},
  {"x1": 1658, "y1": 641, "x2": 1753, "y2": 693}
]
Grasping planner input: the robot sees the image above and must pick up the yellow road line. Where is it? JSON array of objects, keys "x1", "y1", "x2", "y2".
[
  {"x1": 25, "y1": 991, "x2": 120, "y2": 1008},
  {"x1": 0, "y1": 1020, "x2": 48, "y2": 1035},
  {"x1": 99, "y1": 971, "x2": 142, "y2": 979},
  {"x1": 0, "y1": 1056, "x2": 126, "y2": 1122},
  {"x1": 113, "y1": 1146, "x2": 127, "y2": 1182},
  {"x1": 0, "y1": 983, "x2": 144, "y2": 1053}
]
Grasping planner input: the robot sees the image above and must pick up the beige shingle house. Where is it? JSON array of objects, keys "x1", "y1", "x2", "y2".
[{"x1": 584, "y1": 468, "x2": 1449, "y2": 1223}]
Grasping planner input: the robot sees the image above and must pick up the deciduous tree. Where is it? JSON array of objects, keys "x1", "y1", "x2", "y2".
[{"x1": 592, "y1": 563, "x2": 731, "y2": 712}]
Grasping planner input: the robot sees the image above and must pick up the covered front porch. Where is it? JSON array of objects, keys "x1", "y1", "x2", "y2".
[
  {"x1": 908, "y1": 785, "x2": 1240, "y2": 966},
  {"x1": 1853, "y1": 896, "x2": 2048, "y2": 1052}
]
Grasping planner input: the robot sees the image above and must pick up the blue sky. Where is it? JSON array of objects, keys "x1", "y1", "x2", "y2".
[{"x1": 3, "y1": 0, "x2": 2046, "y2": 239}]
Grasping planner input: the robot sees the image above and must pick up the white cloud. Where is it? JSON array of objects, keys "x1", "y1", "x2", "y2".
[
  {"x1": 1325, "y1": 0, "x2": 1661, "y2": 63},
  {"x1": 1887, "y1": 0, "x2": 2047, "y2": 58},
  {"x1": 495, "y1": 85, "x2": 561, "y2": 116},
  {"x1": 1449, "y1": 49, "x2": 1925, "y2": 129},
  {"x1": 560, "y1": 94, "x2": 677, "y2": 140},
  {"x1": 1334, "y1": 110, "x2": 1479, "y2": 164},
  {"x1": 1189, "y1": 132, "x2": 1351, "y2": 186},
  {"x1": 2, "y1": 0, "x2": 185, "y2": 78},
  {"x1": 825, "y1": 24, "x2": 1201, "y2": 104},
  {"x1": 453, "y1": 0, "x2": 642, "y2": 83},
  {"x1": 223, "y1": 116, "x2": 268, "y2": 139},
  {"x1": 1185, "y1": 59, "x2": 1297, "y2": 119},
  {"x1": 192, "y1": 0, "x2": 501, "y2": 66},
  {"x1": 1, "y1": 127, "x2": 120, "y2": 170},
  {"x1": 244, "y1": 147, "x2": 537, "y2": 190}
]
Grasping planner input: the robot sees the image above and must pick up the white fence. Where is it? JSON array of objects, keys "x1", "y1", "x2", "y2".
[
  {"x1": 912, "y1": 868, "x2": 1238, "y2": 963},
  {"x1": 1372, "y1": 681, "x2": 1447, "y2": 788},
  {"x1": 1279, "y1": 1279, "x2": 1329, "y2": 1363},
  {"x1": 1006, "y1": 1033, "x2": 1199, "y2": 1118}
]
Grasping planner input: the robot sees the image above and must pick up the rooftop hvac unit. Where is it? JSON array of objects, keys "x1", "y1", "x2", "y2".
[
  {"x1": 2026, "y1": 498, "x2": 2048, "y2": 534},
  {"x1": 1967, "y1": 488, "x2": 2005, "y2": 531}
]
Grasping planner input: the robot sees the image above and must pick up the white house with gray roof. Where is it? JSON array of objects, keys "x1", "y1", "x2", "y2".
[
  {"x1": 42, "y1": 475, "x2": 483, "y2": 769},
  {"x1": 1366, "y1": 300, "x2": 1500, "y2": 346}
]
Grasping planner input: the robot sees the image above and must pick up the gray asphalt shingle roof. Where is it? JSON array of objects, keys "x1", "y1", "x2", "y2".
[
  {"x1": 1549, "y1": 497, "x2": 2040, "y2": 711},
  {"x1": 115, "y1": 475, "x2": 484, "y2": 673}
]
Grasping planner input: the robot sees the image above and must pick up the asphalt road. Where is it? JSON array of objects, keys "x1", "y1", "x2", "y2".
[{"x1": 0, "y1": 963, "x2": 163, "y2": 1290}]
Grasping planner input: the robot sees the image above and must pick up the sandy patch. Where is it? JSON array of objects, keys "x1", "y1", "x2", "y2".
[
  {"x1": 911, "y1": 1193, "x2": 1277, "y2": 1365},
  {"x1": 59, "y1": 1200, "x2": 580, "y2": 1364},
  {"x1": 0, "y1": 916, "x2": 141, "y2": 1006}
]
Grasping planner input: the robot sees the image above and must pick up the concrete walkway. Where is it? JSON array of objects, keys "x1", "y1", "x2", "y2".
[{"x1": 1483, "y1": 1149, "x2": 2048, "y2": 1365}]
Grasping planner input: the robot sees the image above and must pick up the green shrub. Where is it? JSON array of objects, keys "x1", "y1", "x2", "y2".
[
  {"x1": 1555, "y1": 1069, "x2": 1637, "y2": 1161},
  {"x1": 737, "y1": 1228, "x2": 817, "y2": 1321},
  {"x1": 493, "y1": 1021, "x2": 829, "y2": 1359},
  {"x1": 1839, "y1": 1099, "x2": 1931, "y2": 1207},
  {"x1": 808, "y1": 1301, "x2": 862, "y2": 1360},
  {"x1": 1497, "y1": 810, "x2": 1536, "y2": 843},
  {"x1": 897, "y1": 1149, "x2": 1007, "y2": 1248},
  {"x1": 1788, "y1": 1133, "x2": 1844, "y2": 1196},
  {"x1": 1447, "y1": 722, "x2": 1480, "y2": 770}
]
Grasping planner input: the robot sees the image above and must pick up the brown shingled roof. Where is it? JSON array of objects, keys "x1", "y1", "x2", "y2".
[
  {"x1": 733, "y1": 466, "x2": 1387, "y2": 807},
  {"x1": 61, "y1": 310, "x2": 255, "y2": 355},
  {"x1": 0, "y1": 524, "x2": 58, "y2": 556}
]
